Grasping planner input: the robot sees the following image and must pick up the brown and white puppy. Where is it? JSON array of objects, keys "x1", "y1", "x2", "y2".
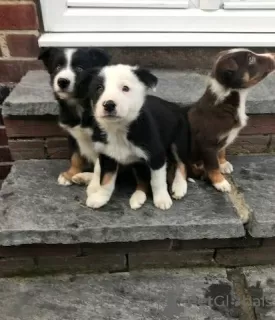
[{"x1": 187, "y1": 49, "x2": 275, "y2": 192}]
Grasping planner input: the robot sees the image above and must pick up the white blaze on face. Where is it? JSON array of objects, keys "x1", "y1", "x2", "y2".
[
  {"x1": 95, "y1": 64, "x2": 147, "y2": 123},
  {"x1": 53, "y1": 48, "x2": 76, "y2": 97}
]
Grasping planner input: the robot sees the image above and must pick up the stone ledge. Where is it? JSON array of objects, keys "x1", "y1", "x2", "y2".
[
  {"x1": 0, "y1": 268, "x2": 240, "y2": 319},
  {"x1": 230, "y1": 155, "x2": 275, "y2": 238},
  {"x1": 0, "y1": 159, "x2": 245, "y2": 246},
  {"x1": 2, "y1": 70, "x2": 275, "y2": 117}
]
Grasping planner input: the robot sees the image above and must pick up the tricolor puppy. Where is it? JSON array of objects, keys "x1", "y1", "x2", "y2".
[
  {"x1": 39, "y1": 47, "x2": 110, "y2": 186},
  {"x1": 76, "y1": 64, "x2": 190, "y2": 210},
  {"x1": 188, "y1": 49, "x2": 275, "y2": 192}
]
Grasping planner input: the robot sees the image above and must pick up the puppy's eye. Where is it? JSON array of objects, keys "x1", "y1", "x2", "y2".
[
  {"x1": 56, "y1": 65, "x2": 62, "y2": 72},
  {"x1": 248, "y1": 55, "x2": 256, "y2": 65},
  {"x1": 76, "y1": 66, "x2": 83, "y2": 72},
  {"x1": 224, "y1": 70, "x2": 234, "y2": 78},
  {"x1": 97, "y1": 85, "x2": 104, "y2": 92},
  {"x1": 122, "y1": 85, "x2": 130, "y2": 92}
]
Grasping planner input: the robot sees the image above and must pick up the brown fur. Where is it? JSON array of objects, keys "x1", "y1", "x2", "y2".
[
  {"x1": 187, "y1": 50, "x2": 275, "y2": 186},
  {"x1": 61, "y1": 152, "x2": 84, "y2": 181}
]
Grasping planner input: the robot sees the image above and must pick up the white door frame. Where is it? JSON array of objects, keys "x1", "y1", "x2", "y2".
[{"x1": 39, "y1": 0, "x2": 275, "y2": 47}]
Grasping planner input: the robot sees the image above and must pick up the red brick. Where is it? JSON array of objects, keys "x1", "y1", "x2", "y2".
[
  {"x1": 227, "y1": 134, "x2": 270, "y2": 155},
  {"x1": 215, "y1": 247, "x2": 275, "y2": 266},
  {"x1": 243, "y1": 115, "x2": 275, "y2": 135},
  {"x1": 8, "y1": 139, "x2": 45, "y2": 160},
  {"x1": 37, "y1": 254, "x2": 126, "y2": 273},
  {"x1": 6, "y1": 34, "x2": 39, "y2": 57},
  {"x1": 0, "y1": 4, "x2": 38, "y2": 30},
  {"x1": 4, "y1": 118, "x2": 65, "y2": 138},
  {"x1": 262, "y1": 238, "x2": 275, "y2": 247},
  {"x1": 0, "y1": 257, "x2": 35, "y2": 276},
  {"x1": 128, "y1": 250, "x2": 215, "y2": 269},
  {"x1": 0, "y1": 146, "x2": 12, "y2": 161},
  {"x1": 46, "y1": 137, "x2": 70, "y2": 159},
  {"x1": 0, "y1": 126, "x2": 8, "y2": 145},
  {"x1": 0, "y1": 244, "x2": 81, "y2": 258},
  {"x1": 173, "y1": 237, "x2": 261, "y2": 250},
  {"x1": 0, "y1": 60, "x2": 43, "y2": 82},
  {"x1": 82, "y1": 240, "x2": 173, "y2": 255},
  {"x1": 0, "y1": 162, "x2": 12, "y2": 179}
]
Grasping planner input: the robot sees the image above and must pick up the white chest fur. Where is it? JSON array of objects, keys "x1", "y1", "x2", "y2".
[
  {"x1": 222, "y1": 90, "x2": 248, "y2": 148},
  {"x1": 61, "y1": 124, "x2": 97, "y2": 163},
  {"x1": 94, "y1": 129, "x2": 148, "y2": 165}
]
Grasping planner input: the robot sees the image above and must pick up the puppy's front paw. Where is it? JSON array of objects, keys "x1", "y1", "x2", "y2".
[
  {"x1": 86, "y1": 180, "x2": 100, "y2": 196},
  {"x1": 153, "y1": 190, "x2": 173, "y2": 210},
  {"x1": 58, "y1": 173, "x2": 72, "y2": 186},
  {"x1": 220, "y1": 161, "x2": 234, "y2": 174},
  {"x1": 214, "y1": 179, "x2": 231, "y2": 192},
  {"x1": 72, "y1": 172, "x2": 93, "y2": 185},
  {"x1": 86, "y1": 191, "x2": 110, "y2": 209},
  {"x1": 129, "y1": 190, "x2": 147, "y2": 210},
  {"x1": 172, "y1": 178, "x2": 187, "y2": 200}
]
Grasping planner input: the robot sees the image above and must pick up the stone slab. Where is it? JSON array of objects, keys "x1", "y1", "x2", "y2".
[
  {"x1": 0, "y1": 268, "x2": 240, "y2": 319},
  {"x1": 243, "y1": 266, "x2": 275, "y2": 320},
  {"x1": 2, "y1": 71, "x2": 57, "y2": 117},
  {"x1": 2, "y1": 70, "x2": 275, "y2": 117},
  {"x1": 0, "y1": 160, "x2": 245, "y2": 246},
  {"x1": 230, "y1": 155, "x2": 275, "y2": 238}
]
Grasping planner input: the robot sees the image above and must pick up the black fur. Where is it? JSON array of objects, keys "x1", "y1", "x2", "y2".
[
  {"x1": 77, "y1": 67, "x2": 190, "y2": 188},
  {"x1": 39, "y1": 47, "x2": 110, "y2": 170}
]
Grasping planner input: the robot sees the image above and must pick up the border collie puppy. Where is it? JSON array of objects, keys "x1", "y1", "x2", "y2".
[
  {"x1": 76, "y1": 64, "x2": 190, "y2": 210},
  {"x1": 39, "y1": 47, "x2": 110, "y2": 186},
  {"x1": 188, "y1": 49, "x2": 275, "y2": 192}
]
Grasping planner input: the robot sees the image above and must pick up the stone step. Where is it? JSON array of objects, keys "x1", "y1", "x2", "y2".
[
  {"x1": 1, "y1": 155, "x2": 274, "y2": 248},
  {"x1": 0, "y1": 268, "x2": 241, "y2": 320},
  {"x1": 1, "y1": 156, "x2": 275, "y2": 274},
  {"x1": 1, "y1": 265, "x2": 273, "y2": 319},
  {"x1": 2, "y1": 69, "x2": 275, "y2": 118},
  {"x1": 231, "y1": 155, "x2": 275, "y2": 238},
  {"x1": 0, "y1": 159, "x2": 245, "y2": 247}
]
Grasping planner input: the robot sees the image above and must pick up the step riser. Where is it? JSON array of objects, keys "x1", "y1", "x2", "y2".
[
  {"x1": 107, "y1": 47, "x2": 274, "y2": 70},
  {"x1": 0, "y1": 238, "x2": 274, "y2": 277},
  {"x1": 3, "y1": 115, "x2": 275, "y2": 162}
]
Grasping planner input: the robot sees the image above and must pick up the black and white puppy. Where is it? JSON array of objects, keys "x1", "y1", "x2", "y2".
[
  {"x1": 39, "y1": 47, "x2": 110, "y2": 186},
  {"x1": 76, "y1": 64, "x2": 190, "y2": 210}
]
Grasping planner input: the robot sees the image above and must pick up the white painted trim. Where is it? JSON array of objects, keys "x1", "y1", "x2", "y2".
[
  {"x1": 39, "y1": 32, "x2": 275, "y2": 47},
  {"x1": 68, "y1": 0, "x2": 189, "y2": 8},
  {"x1": 200, "y1": 0, "x2": 221, "y2": 10},
  {"x1": 224, "y1": 1, "x2": 275, "y2": 9},
  {"x1": 39, "y1": 6, "x2": 275, "y2": 32}
]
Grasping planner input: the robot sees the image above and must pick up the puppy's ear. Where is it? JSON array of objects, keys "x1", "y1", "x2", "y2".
[
  {"x1": 87, "y1": 48, "x2": 111, "y2": 67},
  {"x1": 74, "y1": 68, "x2": 99, "y2": 100},
  {"x1": 134, "y1": 68, "x2": 158, "y2": 90},
  {"x1": 38, "y1": 47, "x2": 59, "y2": 71}
]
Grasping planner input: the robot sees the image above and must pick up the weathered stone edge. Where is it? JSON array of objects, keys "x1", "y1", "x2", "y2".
[
  {"x1": 0, "y1": 221, "x2": 245, "y2": 247},
  {"x1": 2, "y1": 70, "x2": 275, "y2": 116}
]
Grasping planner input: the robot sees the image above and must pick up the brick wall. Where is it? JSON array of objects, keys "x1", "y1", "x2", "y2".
[
  {"x1": 0, "y1": 0, "x2": 43, "y2": 180},
  {"x1": 0, "y1": 0, "x2": 42, "y2": 83},
  {"x1": 3, "y1": 114, "x2": 275, "y2": 166}
]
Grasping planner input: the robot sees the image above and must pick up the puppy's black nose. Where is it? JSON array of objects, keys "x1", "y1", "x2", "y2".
[
  {"x1": 103, "y1": 100, "x2": 116, "y2": 113},
  {"x1": 58, "y1": 78, "x2": 70, "y2": 89}
]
